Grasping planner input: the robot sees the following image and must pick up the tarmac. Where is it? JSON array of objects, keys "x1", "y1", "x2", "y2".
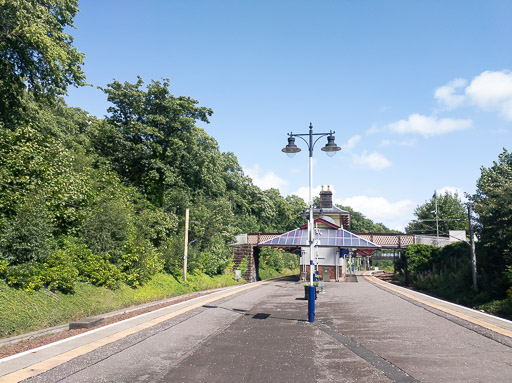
[{"x1": 1, "y1": 273, "x2": 512, "y2": 382}]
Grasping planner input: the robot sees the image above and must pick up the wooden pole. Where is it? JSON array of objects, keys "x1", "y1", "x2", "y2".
[{"x1": 183, "y1": 208, "x2": 189, "y2": 282}]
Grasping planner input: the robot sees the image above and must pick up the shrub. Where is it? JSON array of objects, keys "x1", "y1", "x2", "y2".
[
  {"x1": 79, "y1": 194, "x2": 133, "y2": 262},
  {"x1": 4, "y1": 250, "x2": 78, "y2": 294},
  {"x1": 198, "y1": 237, "x2": 232, "y2": 276},
  {"x1": 120, "y1": 238, "x2": 164, "y2": 287},
  {"x1": 0, "y1": 197, "x2": 55, "y2": 265},
  {"x1": 260, "y1": 248, "x2": 285, "y2": 273},
  {"x1": 59, "y1": 238, "x2": 122, "y2": 289}
]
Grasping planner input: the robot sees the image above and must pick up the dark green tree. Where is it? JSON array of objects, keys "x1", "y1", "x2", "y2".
[
  {"x1": 0, "y1": 0, "x2": 86, "y2": 124},
  {"x1": 472, "y1": 148, "x2": 512, "y2": 296},
  {"x1": 97, "y1": 77, "x2": 213, "y2": 207}
]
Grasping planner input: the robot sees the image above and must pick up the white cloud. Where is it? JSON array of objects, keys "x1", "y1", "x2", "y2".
[
  {"x1": 435, "y1": 70, "x2": 512, "y2": 121},
  {"x1": 466, "y1": 70, "x2": 512, "y2": 120},
  {"x1": 366, "y1": 124, "x2": 381, "y2": 135},
  {"x1": 243, "y1": 164, "x2": 288, "y2": 191},
  {"x1": 387, "y1": 114, "x2": 472, "y2": 137},
  {"x1": 379, "y1": 138, "x2": 417, "y2": 147},
  {"x1": 342, "y1": 135, "x2": 361, "y2": 151},
  {"x1": 434, "y1": 78, "x2": 468, "y2": 109},
  {"x1": 336, "y1": 195, "x2": 416, "y2": 231},
  {"x1": 353, "y1": 151, "x2": 392, "y2": 170}
]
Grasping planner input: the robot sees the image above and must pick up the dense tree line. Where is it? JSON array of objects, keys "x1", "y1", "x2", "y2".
[
  {"x1": 0, "y1": 1, "x2": 313, "y2": 292},
  {"x1": 402, "y1": 155, "x2": 512, "y2": 314}
]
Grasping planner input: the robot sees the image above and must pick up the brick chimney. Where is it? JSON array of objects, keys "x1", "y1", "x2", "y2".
[{"x1": 319, "y1": 185, "x2": 333, "y2": 209}]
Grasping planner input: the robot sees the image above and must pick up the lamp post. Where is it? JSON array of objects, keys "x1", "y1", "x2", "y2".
[{"x1": 282, "y1": 122, "x2": 341, "y2": 323}]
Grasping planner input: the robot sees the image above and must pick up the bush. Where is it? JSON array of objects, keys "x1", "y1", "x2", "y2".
[
  {"x1": 282, "y1": 252, "x2": 300, "y2": 270},
  {"x1": 198, "y1": 237, "x2": 232, "y2": 277},
  {"x1": 120, "y1": 238, "x2": 164, "y2": 287},
  {"x1": 60, "y1": 238, "x2": 122, "y2": 289},
  {"x1": 4, "y1": 250, "x2": 78, "y2": 294},
  {"x1": 79, "y1": 194, "x2": 133, "y2": 262},
  {"x1": 0, "y1": 197, "x2": 55, "y2": 265}
]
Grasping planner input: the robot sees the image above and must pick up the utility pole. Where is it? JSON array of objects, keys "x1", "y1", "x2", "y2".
[
  {"x1": 434, "y1": 190, "x2": 439, "y2": 240},
  {"x1": 467, "y1": 204, "x2": 477, "y2": 289},
  {"x1": 183, "y1": 208, "x2": 189, "y2": 282}
]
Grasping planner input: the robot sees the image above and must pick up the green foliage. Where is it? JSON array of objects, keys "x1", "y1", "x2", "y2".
[
  {"x1": 96, "y1": 77, "x2": 213, "y2": 207},
  {"x1": 197, "y1": 237, "x2": 232, "y2": 277},
  {"x1": 405, "y1": 191, "x2": 467, "y2": 235},
  {"x1": 0, "y1": 272, "x2": 241, "y2": 338},
  {"x1": 120, "y1": 238, "x2": 164, "y2": 287},
  {"x1": 0, "y1": 196, "x2": 55, "y2": 265},
  {"x1": 79, "y1": 192, "x2": 133, "y2": 262},
  {"x1": 4, "y1": 249, "x2": 78, "y2": 294},
  {"x1": 404, "y1": 244, "x2": 440, "y2": 277},
  {"x1": 372, "y1": 259, "x2": 394, "y2": 272},
  {"x1": 0, "y1": 2, "x2": 335, "y2": 298},
  {"x1": 0, "y1": 0, "x2": 86, "y2": 125},
  {"x1": 259, "y1": 248, "x2": 299, "y2": 277},
  {"x1": 472, "y1": 148, "x2": 512, "y2": 297},
  {"x1": 60, "y1": 238, "x2": 122, "y2": 289}
]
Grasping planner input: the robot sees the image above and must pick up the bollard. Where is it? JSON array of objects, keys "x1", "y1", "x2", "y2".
[{"x1": 308, "y1": 285, "x2": 315, "y2": 322}]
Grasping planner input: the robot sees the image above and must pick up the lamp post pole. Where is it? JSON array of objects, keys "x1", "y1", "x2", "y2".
[
  {"x1": 307, "y1": 125, "x2": 315, "y2": 322},
  {"x1": 282, "y1": 122, "x2": 341, "y2": 323}
]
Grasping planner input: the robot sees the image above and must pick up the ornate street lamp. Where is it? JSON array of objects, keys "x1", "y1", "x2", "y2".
[{"x1": 282, "y1": 122, "x2": 341, "y2": 323}]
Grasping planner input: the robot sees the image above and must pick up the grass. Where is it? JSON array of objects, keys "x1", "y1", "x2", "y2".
[
  {"x1": 372, "y1": 259, "x2": 394, "y2": 272},
  {"x1": 259, "y1": 267, "x2": 299, "y2": 280},
  {"x1": 0, "y1": 272, "x2": 242, "y2": 339},
  {"x1": 475, "y1": 298, "x2": 512, "y2": 320}
]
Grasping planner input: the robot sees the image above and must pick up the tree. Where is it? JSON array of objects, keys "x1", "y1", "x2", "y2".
[
  {"x1": 405, "y1": 192, "x2": 467, "y2": 235},
  {"x1": 97, "y1": 77, "x2": 213, "y2": 207},
  {"x1": 472, "y1": 148, "x2": 512, "y2": 296},
  {"x1": 0, "y1": 0, "x2": 86, "y2": 124}
]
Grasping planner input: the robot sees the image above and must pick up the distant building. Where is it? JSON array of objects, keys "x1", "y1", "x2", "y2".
[{"x1": 260, "y1": 185, "x2": 380, "y2": 282}]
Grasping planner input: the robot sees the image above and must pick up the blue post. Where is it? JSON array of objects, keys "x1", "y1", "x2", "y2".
[
  {"x1": 308, "y1": 260, "x2": 315, "y2": 322},
  {"x1": 308, "y1": 286, "x2": 315, "y2": 322}
]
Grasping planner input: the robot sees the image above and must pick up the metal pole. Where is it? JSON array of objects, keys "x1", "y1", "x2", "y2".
[
  {"x1": 434, "y1": 191, "x2": 439, "y2": 239},
  {"x1": 468, "y1": 204, "x2": 477, "y2": 289},
  {"x1": 183, "y1": 208, "x2": 189, "y2": 282},
  {"x1": 308, "y1": 123, "x2": 315, "y2": 323}
]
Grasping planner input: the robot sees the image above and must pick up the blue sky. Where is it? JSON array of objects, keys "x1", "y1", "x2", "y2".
[{"x1": 66, "y1": 0, "x2": 512, "y2": 230}]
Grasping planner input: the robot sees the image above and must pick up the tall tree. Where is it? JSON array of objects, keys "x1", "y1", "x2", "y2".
[
  {"x1": 472, "y1": 148, "x2": 512, "y2": 295},
  {"x1": 0, "y1": 0, "x2": 86, "y2": 124},
  {"x1": 97, "y1": 77, "x2": 213, "y2": 207},
  {"x1": 405, "y1": 192, "x2": 467, "y2": 235}
]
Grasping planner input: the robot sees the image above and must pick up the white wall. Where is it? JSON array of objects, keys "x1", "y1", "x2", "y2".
[{"x1": 300, "y1": 247, "x2": 340, "y2": 266}]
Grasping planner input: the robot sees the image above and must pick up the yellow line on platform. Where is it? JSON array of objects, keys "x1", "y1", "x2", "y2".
[
  {"x1": 0, "y1": 281, "x2": 267, "y2": 383},
  {"x1": 365, "y1": 276, "x2": 512, "y2": 339}
]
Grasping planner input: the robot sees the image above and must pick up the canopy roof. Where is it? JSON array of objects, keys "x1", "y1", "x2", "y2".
[{"x1": 258, "y1": 227, "x2": 381, "y2": 249}]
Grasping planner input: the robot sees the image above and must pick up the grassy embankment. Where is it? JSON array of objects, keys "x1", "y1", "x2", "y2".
[{"x1": 0, "y1": 268, "x2": 299, "y2": 339}]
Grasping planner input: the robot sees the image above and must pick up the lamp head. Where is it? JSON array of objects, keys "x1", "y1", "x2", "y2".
[
  {"x1": 321, "y1": 134, "x2": 341, "y2": 157},
  {"x1": 282, "y1": 136, "x2": 301, "y2": 158}
]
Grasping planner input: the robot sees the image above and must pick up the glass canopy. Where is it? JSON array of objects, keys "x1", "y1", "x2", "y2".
[{"x1": 258, "y1": 228, "x2": 381, "y2": 249}]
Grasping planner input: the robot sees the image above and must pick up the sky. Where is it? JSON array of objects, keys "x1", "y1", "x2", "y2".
[{"x1": 65, "y1": 0, "x2": 512, "y2": 231}]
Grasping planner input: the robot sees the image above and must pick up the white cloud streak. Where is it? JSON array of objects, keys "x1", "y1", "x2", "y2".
[
  {"x1": 352, "y1": 151, "x2": 392, "y2": 170},
  {"x1": 243, "y1": 164, "x2": 288, "y2": 192},
  {"x1": 434, "y1": 78, "x2": 468, "y2": 109},
  {"x1": 342, "y1": 135, "x2": 361, "y2": 152},
  {"x1": 336, "y1": 195, "x2": 416, "y2": 231},
  {"x1": 387, "y1": 114, "x2": 472, "y2": 137}
]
